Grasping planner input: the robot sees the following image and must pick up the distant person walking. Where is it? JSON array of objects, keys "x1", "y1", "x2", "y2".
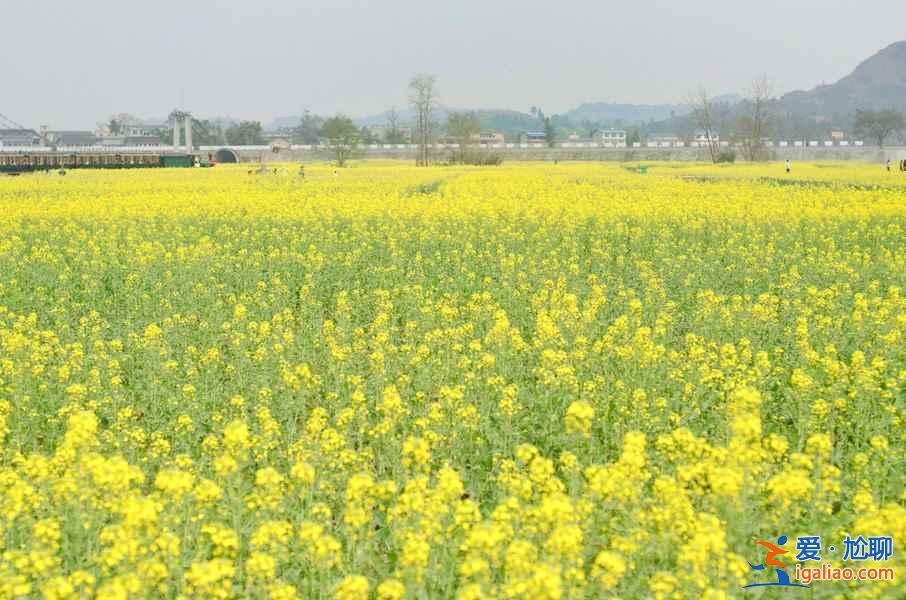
[
  {"x1": 298, "y1": 164, "x2": 305, "y2": 179},
  {"x1": 785, "y1": 160, "x2": 791, "y2": 174},
  {"x1": 886, "y1": 159, "x2": 891, "y2": 172}
]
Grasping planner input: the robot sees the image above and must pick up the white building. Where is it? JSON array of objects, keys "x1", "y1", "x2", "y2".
[
  {"x1": 519, "y1": 131, "x2": 547, "y2": 145},
  {"x1": 597, "y1": 129, "x2": 627, "y2": 145},
  {"x1": 649, "y1": 135, "x2": 681, "y2": 147},
  {"x1": 474, "y1": 131, "x2": 505, "y2": 145},
  {"x1": 693, "y1": 131, "x2": 719, "y2": 145}
]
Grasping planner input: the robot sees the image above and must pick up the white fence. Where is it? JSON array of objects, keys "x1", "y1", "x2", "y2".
[{"x1": 0, "y1": 139, "x2": 875, "y2": 155}]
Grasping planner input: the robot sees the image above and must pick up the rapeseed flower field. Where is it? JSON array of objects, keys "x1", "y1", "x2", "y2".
[{"x1": 0, "y1": 161, "x2": 903, "y2": 599}]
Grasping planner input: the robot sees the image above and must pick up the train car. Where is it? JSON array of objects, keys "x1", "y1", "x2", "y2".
[{"x1": 0, "y1": 151, "x2": 204, "y2": 174}]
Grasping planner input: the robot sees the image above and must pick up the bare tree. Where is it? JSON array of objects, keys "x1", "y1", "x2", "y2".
[
  {"x1": 409, "y1": 74, "x2": 438, "y2": 166},
  {"x1": 687, "y1": 86, "x2": 719, "y2": 163},
  {"x1": 737, "y1": 74, "x2": 774, "y2": 161},
  {"x1": 385, "y1": 107, "x2": 406, "y2": 144}
]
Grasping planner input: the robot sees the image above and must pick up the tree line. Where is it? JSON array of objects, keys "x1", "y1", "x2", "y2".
[
  {"x1": 287, "y1": 74, "x2": 506, "y2": 166},
  {"x1": 688, "y1": 77, "x2": 905, "y2": 162},
  {"x1": 132, "y1": 71, "x2": 906, "y2": 166}
]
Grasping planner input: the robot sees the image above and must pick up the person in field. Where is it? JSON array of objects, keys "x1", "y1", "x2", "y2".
[{"x1": 785, "y1": 160, "x2": 791, "y2": 173}]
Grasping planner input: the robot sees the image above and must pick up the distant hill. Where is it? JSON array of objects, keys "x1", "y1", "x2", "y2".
[
  {"x1": 355, "y1": 108, "x2": 420, "y2": 127},
  {"x1": 781, "y1": 41, "x2": 906, "y2": 116},
  {"x1": 267, "y1": 109, "x2": 430, "y2": 131},
  {"x1": 262, "y1": 41, "x2": 906, "y2": 139},
  {"x1": 265, "y1": 116, "x2": 301, "y2": 131},
  {"x1": 133, "y1": 42, "x2": 906, "y2": 137},
  {"x1": 269, "y1": 107, "x2": 539, "y2": 134},
  {"x1": 565, "y1": 102, "x2": 690, "y2": 124},
  {"x1": 145, "y1": 115, "x2": 240, "y2": 128},
  {"x1": 265, "y1": 96, "x2": 748, "y2": 133},
  {"x1": 354, "y1": 107, "x2": 537, "y2": 129},
  {"x1": 356, "y1": 107, "x2": 543, "y2": 140},
  {"x1": 270, "y1": 101, "x2": 721, "y2": 134}
]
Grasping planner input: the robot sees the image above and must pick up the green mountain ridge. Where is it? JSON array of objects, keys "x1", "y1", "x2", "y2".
[
  {"x1": 258, "y1": 42, "x2": 906, "y2": 137},
  {"x1": 781, "y1": 41, "x2": 906, "y2": 116}
]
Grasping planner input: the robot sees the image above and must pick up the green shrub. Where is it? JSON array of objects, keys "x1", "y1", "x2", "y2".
[
  {"x1": 716, "y1": 150, "x2": 736, "y2": 163},
  {"x1": 448, "y1": 150, "x2": 504, "y2": 166}
]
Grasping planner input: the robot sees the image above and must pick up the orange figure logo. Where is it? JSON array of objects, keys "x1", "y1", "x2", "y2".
[
  {"x1": 755, "y1": 539, "x2": 789, "y2": 568},
  {"x1": 743, "y1": 535, "x2": 808, "y2": 589}
]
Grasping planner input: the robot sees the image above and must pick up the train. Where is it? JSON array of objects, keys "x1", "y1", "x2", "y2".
[{"x1": 0, "y1": 150, "x2": 208, "y2": 175}]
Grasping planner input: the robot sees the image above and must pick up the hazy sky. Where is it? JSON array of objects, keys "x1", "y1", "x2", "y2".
[{"x1": 4, "y1": 0, "x2": 905, "y2": 128}]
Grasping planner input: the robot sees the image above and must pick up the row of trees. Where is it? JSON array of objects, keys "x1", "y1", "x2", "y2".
[
  {"x1": 138, "y1": 72, "x2": 906, "y2": 166},
  {"x1": 116, "y1": 68, "x2": 905, "y2": 166},
  {"x1": 690, "y1": 76, "x2": 780, "y2": 162},
  {"x1": 292, "y1": 111, "x2": 408, "y2": 146},
  {"x1": 318, "y1": 74, "x2": 499, "y2": 166},
  {"x1": 147, "y1": 119, "x2": 266, "y2": 146},
  {"x1": 302, "y1": 113, "x2": 405, "y2": 166},
  {"x1": 317, "y1": 107, "x2": 498, "y2": 167},
  {"x1": 318, "y1": 72, "x2": 611, "y2": 166},
  {"x1": 690, "y1": 77, "x2": 906, "y2": 162}
]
